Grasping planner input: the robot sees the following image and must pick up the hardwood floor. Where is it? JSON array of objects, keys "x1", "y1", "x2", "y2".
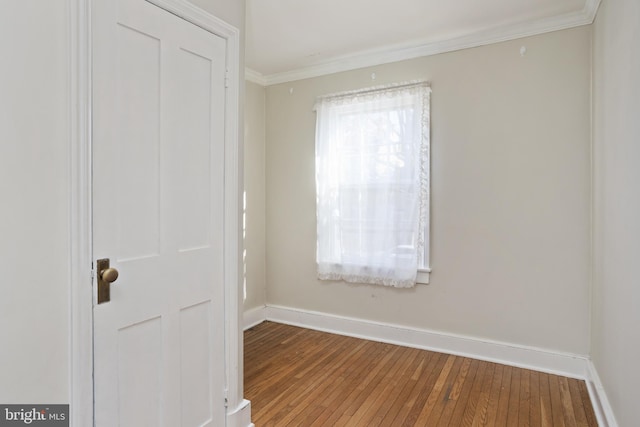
[{"x1": 244, "y1": 321, "x2": 598, "y2": 426}]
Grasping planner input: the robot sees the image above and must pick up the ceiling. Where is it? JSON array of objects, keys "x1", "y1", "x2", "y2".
[{"x1": 245, "y1": 0, "x2": 599, "y2": 85}]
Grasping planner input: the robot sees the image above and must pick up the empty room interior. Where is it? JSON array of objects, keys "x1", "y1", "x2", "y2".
[
  {"x1": 1, "y1": 0, "x2": 638, "y2": 426},
  {"x1": 242, "y1": 0, "x2": 638, "y2": 425}
]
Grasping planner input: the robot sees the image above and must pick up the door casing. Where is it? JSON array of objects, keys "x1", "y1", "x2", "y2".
[{"x1": 68, "y1": 0, "x2": 243, "y2": 424}]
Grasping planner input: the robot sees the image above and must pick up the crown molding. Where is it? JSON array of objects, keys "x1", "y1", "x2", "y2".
[
  {"x1": 246, "y1": 0, "x2": 601, "y2": 87},
  {"x1": 583, "y1": 0, "x2": 602, "y2": 22},
  {"x1": 244, "y1": 67, "x2": 267, "y2": 86}
]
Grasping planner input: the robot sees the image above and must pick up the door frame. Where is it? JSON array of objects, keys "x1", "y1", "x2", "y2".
[{"x1": 68, "y1": 0, "x2": 245, "y2": 425}]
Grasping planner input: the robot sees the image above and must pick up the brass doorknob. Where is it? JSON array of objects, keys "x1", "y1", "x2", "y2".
[{"x1": 100, "y1": 267, "x2": 119, "y2": 283}]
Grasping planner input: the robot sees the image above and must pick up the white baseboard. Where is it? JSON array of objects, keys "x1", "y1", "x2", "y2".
[
  {"x1": 243, "y1": 304, "x2": 616, "y2": 425},
  {"x1": 243, "y1": 305, "x2": 267, "y2": 330},
  {"x1": 585, "y1": 360, "x2": 619, "y2": 427},
  {"x1": 226, "y1": 399, "x2": 253, "y2": 427},
  {"x1": 264, "y1": 304, "x2": 588, "y2": 379}
]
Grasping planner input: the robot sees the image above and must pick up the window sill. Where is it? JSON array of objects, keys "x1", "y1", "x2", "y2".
[{"x1": 416, "y1": 268, "x2": 431, "y2": 285}]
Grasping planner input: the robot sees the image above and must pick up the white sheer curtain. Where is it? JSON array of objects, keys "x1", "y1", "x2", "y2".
[{"x1": 315, "y1": 81, "x2": 430, "y2": 288}]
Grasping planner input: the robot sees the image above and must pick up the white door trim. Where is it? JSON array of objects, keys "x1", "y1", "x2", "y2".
[
  {"x1": 68, "y1": 0, "x2": 93, "y2": 425},
  {"x1": 68, "y1": 0, "x2": 243, "y2": 424}
]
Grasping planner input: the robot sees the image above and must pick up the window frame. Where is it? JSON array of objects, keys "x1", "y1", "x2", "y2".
[{"x1": 315, "y1": 81, "x2": 431, "y2": 285}]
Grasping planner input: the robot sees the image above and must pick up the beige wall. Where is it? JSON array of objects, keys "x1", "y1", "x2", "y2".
[
  {"x1": 264, "y1": 27, "x2": 592, "y2": 355},
  {"x1": 244, "y1": 81, "x2": 267, "y2": 311},
  {"x1": 0, "y1": 1, "x2": 70, "y2": 403},
  {"x1": 592, "y1": 0, "x2": 640, "y2": 425}
]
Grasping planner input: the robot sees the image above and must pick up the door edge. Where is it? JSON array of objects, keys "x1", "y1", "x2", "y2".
[{"x1": 68, "y1": 0, "x2": 94, "y2": 425}]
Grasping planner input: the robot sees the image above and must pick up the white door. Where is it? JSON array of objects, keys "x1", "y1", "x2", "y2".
[{"x1": 92, "y1": 0, "x2": 227, "y2": 425}]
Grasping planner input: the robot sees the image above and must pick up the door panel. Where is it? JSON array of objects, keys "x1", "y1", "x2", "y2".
[
  {"x1": 114, "y1": 24, "x2": 161, "y2": 262},
  {"x1": 180, "y1": 301, "x2": 213, "y2": 426},
  {"x1": 92, "y1": 0, "x2": 227, "y2": 425},
  {"x1": 117, "y1": 317, "x2": 162, "y2": 426},
  {"x1": 174, "y1": 49, "x2": 214, "y2": 252}
]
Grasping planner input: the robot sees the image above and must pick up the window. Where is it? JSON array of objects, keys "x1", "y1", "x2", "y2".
[{"x1": 315, "y1": 81, "x2": 430, "y2": 288}]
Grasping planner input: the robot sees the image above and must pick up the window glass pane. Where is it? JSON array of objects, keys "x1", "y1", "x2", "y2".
[{"x1": 315, "y1": 83, "x2": 430, "y2": 287}]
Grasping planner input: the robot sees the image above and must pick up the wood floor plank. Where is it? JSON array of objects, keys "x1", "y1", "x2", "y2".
[
  {"x1": 495, "y1": 365, "x2": 513, "y2": 425},
  {"x1": 318, "y1": 344, "x2": 403, "y2": 425},
  {"x1": 470, "y1": 362, "x2": 497, "y2": 426},
  {"x1": 568, "y1": 378, "x2": 589, "y2": 427},
  {"x1": 245, "y1": 326, "x2": 326, "y2": 389},
  {"x1": 251, "y1": 332, "x2": 363, "y2": 423},
  {"x1": 380, "y1": 350, "x2": 434, "y2": 426},
  {"x1": 481, "y1": 363, "x2": 504, "y2": 426},
  {"x1": 271, "y1": 339, "x2": 373, "y2": 425},
  {"x1": 506, "y1": 366, "x2": 521, "y2": 425},
  {"x1": 348, "y1": 346, "x2": 418, "y2": 426},
  {"x1": 429, "y1": 356, "x2": 474, "y2": 426},
  {"x1": 458, "y1": 361, "x2": 491, "y2": 426},
  {"x1": 559, "y1": 377, "x2": 578, "y2": 427},
  {"x1": 443, "y1": 358, "x2": 480, "y2": 426},
  {"x1": 578, "y1": 379, "x2": 599, "y2": 427},
  {"x1": 519, "y1": 369, "x2": 531, "y2": 426},
  {"x1": 353, "y1": 348, "x2": 421, "y2": 426},
  {"x1": 345, "y1": 346, "x2": 417, "y2": 423},
  {"x1": 448, "y1": 357, "x2": 473, "y2": 401},
  {"x1": 539, "y1": 373, "x2": 554, "y2": 427},
  {"x1": 311, "y1": 342, "x2": 399, "y2": 426},
  {"x1": 244, "y1": 322, "x2": 598, "y2": 427},
  {"x1": 530, "y1": 370, "x2": 542, "y2": 427},
  {"x1": 249, "y1": 330, "x2": 346, "y2": 422},
  {"x1": 430, "y1": 357, "x2": 473, "y2": 425},
  {"x1": 415, "y1": 355, "x2": 463, "y2": 425},
  {"x1": 300, "y1": 343, "x2": 372, "y2": 423},
  {"x1": 401, "y1": 353, "x2": 450, "y2": 426},
  {"x1": 548, "y1": 373, "x2": 566, "y2": 426}
]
